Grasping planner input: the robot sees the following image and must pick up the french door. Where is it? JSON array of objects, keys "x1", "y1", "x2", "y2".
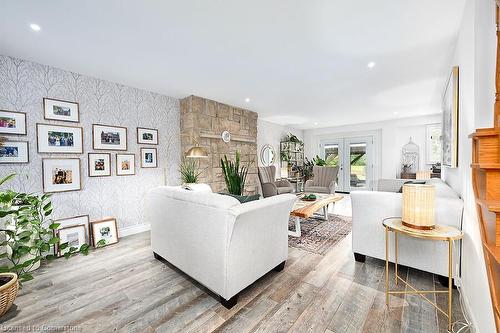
[{"x1": 320, "y1": 136, "x2": 373, "y2": 192}]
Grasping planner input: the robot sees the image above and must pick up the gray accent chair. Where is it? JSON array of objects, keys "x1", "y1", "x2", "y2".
[
  {"x1": 304, "y1": 166, "x2": 339, "y2": 194},
  {"x1": 258, "y1": 166, "x2": 294, "y2": 198}
]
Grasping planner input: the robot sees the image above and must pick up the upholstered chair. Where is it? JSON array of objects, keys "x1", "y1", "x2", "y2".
[
  {"x1": 304, "y1": 166, "x2": 339, "y2": 194},
  {"x1": 258, "y1": 166, "x2": 294, "y2": 198}
]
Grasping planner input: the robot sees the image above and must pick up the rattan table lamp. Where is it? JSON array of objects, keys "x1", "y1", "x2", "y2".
[{"x1": 402, "y1": 183, "x2": 435, "y2": 230}]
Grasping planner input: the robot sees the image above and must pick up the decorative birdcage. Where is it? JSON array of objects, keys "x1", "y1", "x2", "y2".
[{"x1": 401, "y1": 137, "x2": 420, "y2": 174}]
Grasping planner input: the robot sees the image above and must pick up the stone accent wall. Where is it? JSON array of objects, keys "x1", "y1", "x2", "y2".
[{"x1": 180, "y1": 95, "x2": 258, "y2": 194}]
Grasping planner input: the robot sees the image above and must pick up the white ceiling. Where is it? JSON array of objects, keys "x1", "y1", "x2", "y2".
[{"x1": 0, "y1": 0, "x2": 466, "y2": 129}]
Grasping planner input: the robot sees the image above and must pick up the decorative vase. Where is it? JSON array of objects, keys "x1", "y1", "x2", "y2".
[{"x1": 0, "y1": 273, "x2": 18, "y2": 318}]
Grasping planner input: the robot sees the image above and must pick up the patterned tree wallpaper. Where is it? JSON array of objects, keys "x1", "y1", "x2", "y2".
[{"x1": 0, "y1": 55, "x2": 181, "y2": 232}]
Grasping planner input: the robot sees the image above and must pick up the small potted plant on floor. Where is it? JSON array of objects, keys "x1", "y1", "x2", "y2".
[{"x1": 220, "y1": 152, "x2": 259, "y2": 203}]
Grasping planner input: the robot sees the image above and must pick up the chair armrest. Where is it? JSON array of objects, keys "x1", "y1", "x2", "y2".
[
  {"x1": 275, "y1": 179, "x2": 292, "y2": 187},
  {"x1": 328, "y1": 180, "x2": 336, "y2": 194},
  {"x1": 261, "y1": 182, "x2": 278, "y2": 198},
  {"x1": 305, "y1": 179, "x2": 314, "y2": 187}
]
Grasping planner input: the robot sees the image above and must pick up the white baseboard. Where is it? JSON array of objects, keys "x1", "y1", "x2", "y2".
[{"x1": 119, "y1": 224, "x2": 151, "y2": 238}]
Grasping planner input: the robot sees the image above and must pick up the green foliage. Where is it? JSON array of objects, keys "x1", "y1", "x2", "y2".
[
  {"x1": 286, "y1": 133, "x2": 302, "y2": 144},
  {"x1": 312, "y1": 155, "x2": 338, "y2": 167},
  {"x1": 0, "y1": 174, "x2": 98, "y2": 286},
  {"x1": 179, "y1": 159, "x2": 202, "y2": 184},
  {"x1": 220, "y1": 152, "x2": 250, "y2": 196},
  {"x1": 312, "y1": 155, "x2": 326, "y2": 166}
]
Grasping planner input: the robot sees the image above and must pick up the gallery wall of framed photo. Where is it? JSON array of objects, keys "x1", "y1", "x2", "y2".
[{"x1": 0, "y1": 54, "x2": 182, "y2": 237}]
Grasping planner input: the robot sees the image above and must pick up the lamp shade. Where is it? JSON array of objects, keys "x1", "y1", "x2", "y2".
[
  {"x1": 185, "y1": 146, "x2": 208, "y2": 158},
  {"x1": 402, "y1": 184, "x2": 435, "y2": 230}
]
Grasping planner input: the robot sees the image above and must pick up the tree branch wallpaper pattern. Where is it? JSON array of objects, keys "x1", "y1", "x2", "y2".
[{"x1": 0, "y1": 55, "x2": 181, "y2": 231}]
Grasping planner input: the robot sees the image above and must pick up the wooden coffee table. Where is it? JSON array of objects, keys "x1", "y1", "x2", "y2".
[{"x1": 289, "y1": 193, "x2": 344, "y2": 237}]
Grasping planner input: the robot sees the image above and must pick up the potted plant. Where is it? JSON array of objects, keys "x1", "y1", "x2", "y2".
[
  {"x1": 220, "y1": 152, "x2": 259, "y2": 203},
  {"x1": 0, "y1": 173, "x2": 104, "y2": 317},
  {"x1": 179, "y1": 159, "x2": 202, "y2": 185}
]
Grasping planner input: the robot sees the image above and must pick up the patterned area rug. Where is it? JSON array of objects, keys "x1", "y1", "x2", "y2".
[{"x1": 288, "y1": 214, "x2": 352, "y2": 255}]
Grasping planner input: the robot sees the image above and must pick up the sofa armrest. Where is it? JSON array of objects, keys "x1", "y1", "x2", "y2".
[
  {"x1": 328, "y1": 180, "x2": 336, "y2": 194},
  {"x1": 377, "y1": 179, "x2": 408, "y2": 192},
  {"x1": 261, "y1": 182, "x2": 278, "y2": 198}
]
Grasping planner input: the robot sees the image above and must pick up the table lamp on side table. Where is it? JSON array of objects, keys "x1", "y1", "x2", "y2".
[{"x1": 402, "y1": 183, "x2": 435, "y2": 230}]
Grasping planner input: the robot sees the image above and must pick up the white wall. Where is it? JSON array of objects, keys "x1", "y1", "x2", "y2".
[
  {"x1": 257, "y1": 119, "x2": 303, "y2": 178},
  {"x1": 443, "y1": 0, "x2": 496, "y2": 332},
  {"x1": 303, "y1": 114, "x2": 442, "y2": 184}
]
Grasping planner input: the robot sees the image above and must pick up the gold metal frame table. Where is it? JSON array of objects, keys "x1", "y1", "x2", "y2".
[{"x1": 382, "y1": 218, "x2": 464, "y2": 332}]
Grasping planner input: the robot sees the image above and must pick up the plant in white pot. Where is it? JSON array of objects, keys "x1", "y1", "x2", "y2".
[{"x1": 0, "y1": 173, "x2": 104, "y2": 317}]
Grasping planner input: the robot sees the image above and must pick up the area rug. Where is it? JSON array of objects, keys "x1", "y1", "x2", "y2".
[{"x1": 288, "y1": 214, "x2": 352, "y2": 255}]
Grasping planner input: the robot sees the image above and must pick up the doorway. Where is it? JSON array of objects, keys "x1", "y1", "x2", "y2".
[{"x1": 320, "y1": 136, "x2": 374, "y2": 192}]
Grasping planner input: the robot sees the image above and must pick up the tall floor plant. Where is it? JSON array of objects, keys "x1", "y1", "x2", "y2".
[{"x1": 220, "y1": 151, "x2": 249, "y2": 196}]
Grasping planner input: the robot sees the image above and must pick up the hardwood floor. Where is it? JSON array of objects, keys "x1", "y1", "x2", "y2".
[{"x1": 0, "y1": 229, "x2": 464, "y2": 333}]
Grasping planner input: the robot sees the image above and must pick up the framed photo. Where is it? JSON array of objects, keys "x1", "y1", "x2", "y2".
[
  {"x1": 137, "y1": 127, "x2": 158, "y2": 145},
  {"x1": 141, "y1": 148, "x2": 157, "y2": 168},
  {"x1": 92, "y1": 124, "x2": 127, "y2": 151},
  {"x1": 36, "y1": 123, "x2": 83, "y2": 154},
  {"x1": 42, "y1": 158, "x2": 81, "y2": 193},
  {"x1": 56, "y1": 224, "x2": 88, "y2": 257},
  {"x1": 91, "y1": 218, "x2": 119, "y2": 247},
  {"x1": 43, "y1": 98, "x2": 79, "y2": 123},
  {"x1": 0, "y1": 110, "x2": 27, "y2": 135},
  {"x1": 116, "y1": 154, "x2": 135, "y2": 176},
  {"x1": 88, "y1": 153, "x2": 111, "y2": 177},
  {"x1": 52, "y1": 215, "x2": 89, "y2": 256},
  {"x1": 442, "y1": 66, "x2": 459, "y2": 168},
  {"x1": 0, "y1": 141, "x2": 29, "y2": 164}
]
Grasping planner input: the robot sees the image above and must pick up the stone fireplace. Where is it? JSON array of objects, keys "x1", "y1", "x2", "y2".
[{"x1": 180, "y1": 95, "x2": 258, "y2": 194}]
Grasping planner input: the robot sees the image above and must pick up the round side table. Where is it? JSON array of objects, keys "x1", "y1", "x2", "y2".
[{"x1": 382, "y1": 217, "x2": 464, "y2": 332}]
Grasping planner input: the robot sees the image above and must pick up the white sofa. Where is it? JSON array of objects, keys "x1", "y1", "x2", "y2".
[
  {"x1": 144, "y1": 186, "x2": 296, "y2": 308},
  {"x1": 351, "y1": 178, "x2": 463, "y2": 280}
]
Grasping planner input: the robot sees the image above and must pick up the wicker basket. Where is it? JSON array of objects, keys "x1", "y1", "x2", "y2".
[{"x1": 0, "y1": 273, "x2": 18, "y2": 317}]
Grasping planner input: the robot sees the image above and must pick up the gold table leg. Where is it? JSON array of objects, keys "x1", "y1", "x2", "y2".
[
  {"x1": 385, "y1": 226, "x2": 389, "y2": 306},
  {"x1": 448, "y1": 239, "x2": 452, "y2": 332},
  {"x1": 395, "y1": 231, "x2": 398, "y2": 286}
]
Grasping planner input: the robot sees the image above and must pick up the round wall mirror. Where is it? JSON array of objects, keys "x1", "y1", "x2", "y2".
[{"x1": 260, "y1": 144, "x2": 275, "y2": 166}]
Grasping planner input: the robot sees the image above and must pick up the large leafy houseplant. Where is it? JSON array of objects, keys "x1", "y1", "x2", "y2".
[
  {"x1": 179, "y1": 159, "x2": 202, "y2": 184},
  {"x1": 220, "y1": 152, "x2": 249, "y2": 196},
  {"x1": 0, "y1": 174, "x2": 102, "y2": 284}
]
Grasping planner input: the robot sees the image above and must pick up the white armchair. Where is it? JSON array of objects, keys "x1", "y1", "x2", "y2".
[
  {"x1": 304, "y1": 166, "x2": 339, "y2": 194},
  {"x1": 145, "y1": 186, "x2": 296, "y2": 308}
]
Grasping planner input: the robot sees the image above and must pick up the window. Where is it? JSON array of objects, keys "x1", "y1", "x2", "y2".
[{"x1": 426, "y1": 124, "x2": 442, "y2": 164}]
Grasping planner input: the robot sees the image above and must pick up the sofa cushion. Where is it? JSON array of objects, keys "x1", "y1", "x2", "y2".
[{"x1": 426, "y1": 178, "x2": 459, "y2": 198}]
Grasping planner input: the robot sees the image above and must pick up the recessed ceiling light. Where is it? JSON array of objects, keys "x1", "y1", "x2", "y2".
[
  {"x1": 367, "y1": 62, "x2": 376, "y2": 69},
  {"x1": 314, "y1": 122, "x2": 318, "y2": 126},
  {"x1": 245, "y1": 98, "x2": 250, "y2": 103},
  {"x1": 393, "y1": 111, "x2": 399, "y2": 115},
  {"x1": 30, "y1": 23, "x2": 41, "y2": 31}
]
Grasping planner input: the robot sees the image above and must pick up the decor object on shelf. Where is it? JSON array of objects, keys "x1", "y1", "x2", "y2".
[
  {"x1": 221, "y1": 130, "x2": 231, "y2": 143},
  {"x1": 116, "y1": 154, "x2": 135, "y2": 176},
  {"x1": 88, "y1": 153, "x2": 111, "y2": 177},
  {"x1": 52, "y1": 215, "x2": 90, "y2": 256},
  {"x1": 304, "y1": 166, "x2": 339, "y2": 194},
  {"x1": 400, "y1": 137, "x2": 419, "y2": 175},
  {"x1": 140, "y1": 148, "x2": 157, "y2": 168},
  {"x1": 92, "y1": 124, "x2": 127, "y2": 151},
  {"x1": 0, "y1": 110, "x2": 26, "y2": 135},
  {"x1": 42, "y1": 158, "x2": 81, "y2": 193},
  {"x1": 146, "y1": 186, "x2": 296, "y2": 308},
  {"x1": 442, "y1": 66, "x2": 459, "y2": 168},
  {"x1": 280, "y1": 136, "x2": 304, "y2": 179},
  {"x1": 220, "y1": 151, "x2": 250, "y2": 201},
  {"x1": 179, "y1": 158, "x2": 202, "y2": 184},
  {"x1": 43, "y1": 97, "x2": 79, "y2": 123},
  {"x1": 260, "y1": 144, "x2": 275, "y2": 167},
  {"x1": 257, "y1": 165, "x2": 294, "y2": 198},
  {"x1": 0, "y1": 174, "x2": 100, "y2": 287},
  {"x1": 91, "y1": 218, "x2": 119, "y2": 247},
  {"x1": 0, "y1": 272, "x2": 18, "y2": 318},
  {"x1": 137, "y1": 127, "x2": 158, "y2": 145},
  {"x1": 36, "y1": 123, "x2": 83, "y2": 154},
  {"x1": 0, "y1": 141, "x2": 28, "y2": 164},
  {"x1": 401, "y1": 183, "x2": 435, "y2": 230},
  {"x1": 383, "y1": 217, "x2": 463, "y2": 332},
  {"x1": 56, "y1": 224, "x2": 88, "y2": 258}
]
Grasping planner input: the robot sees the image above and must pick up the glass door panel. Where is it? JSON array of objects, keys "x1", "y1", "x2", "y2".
[{"x1": 349, "y1": 143, "x2": 367, "y2": 189}]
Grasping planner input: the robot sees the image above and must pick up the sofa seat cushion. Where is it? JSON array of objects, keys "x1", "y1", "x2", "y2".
[{"x1": 277, "y1": 187, "x2": 294, "y2": 194}]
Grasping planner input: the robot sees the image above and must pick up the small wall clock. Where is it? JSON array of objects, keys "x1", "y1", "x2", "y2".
[{"x1": 221, "y1": 130, "x2": 231, "y2": 143}]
